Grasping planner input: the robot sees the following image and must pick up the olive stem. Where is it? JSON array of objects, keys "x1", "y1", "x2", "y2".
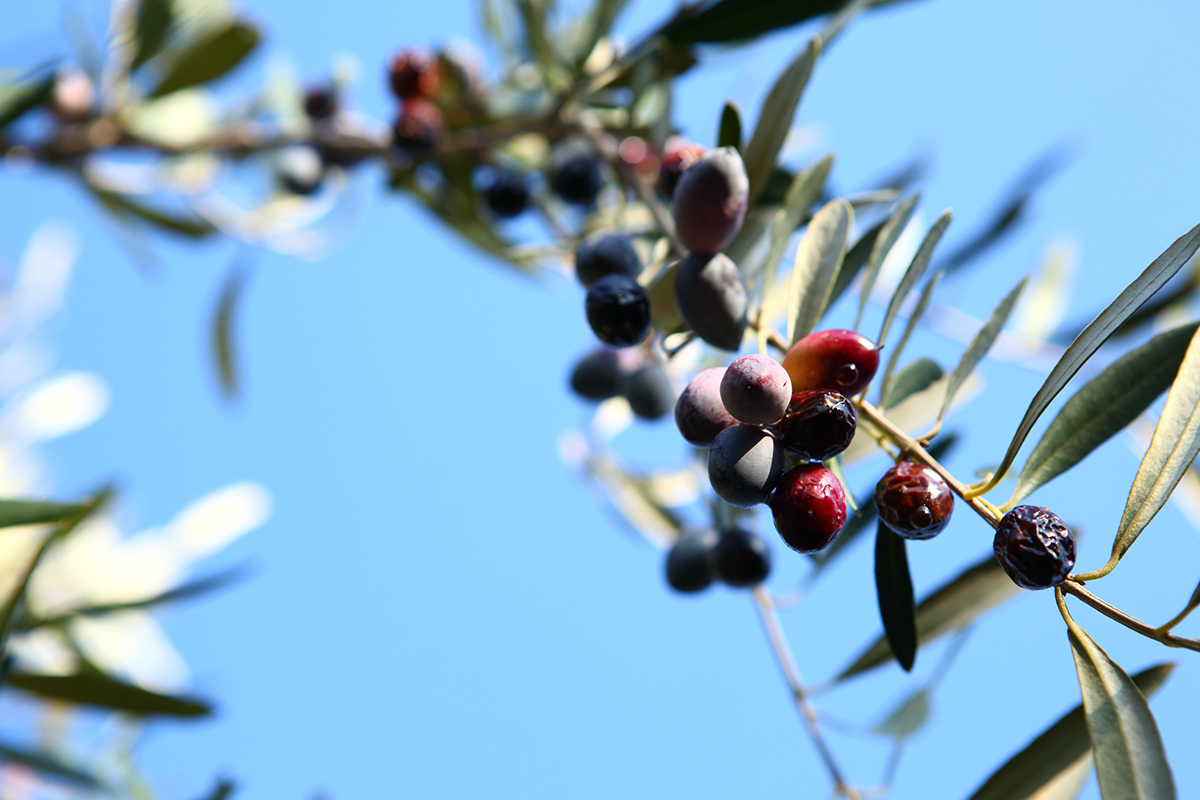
[
  {"x1": 856, "y1": 400, "x2": 1003, "y2": 529},
  {"x1": 1058, "y1": 580, "x2": 1200, "y2": 652},
  {"x1": 752, "y1": 586, "x2": 863, "y2": 800}
]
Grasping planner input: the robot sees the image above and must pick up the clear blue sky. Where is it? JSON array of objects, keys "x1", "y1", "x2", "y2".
[{"x1": 2, "y1": 1, "x2": 1200, "y2": 799}]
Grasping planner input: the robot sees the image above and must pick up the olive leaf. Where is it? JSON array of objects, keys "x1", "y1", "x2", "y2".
[
  {"x1": 874, "y1": 521, "x2": 917, "y2": 671},
  {"x1": 0, "y1": 741, "x2": 104, "y2": 789},
  {"x1": 1063, "y1": 614, "x2": 1176, "y2": 799},
  {"x1": 982, "y1": 221, "x2": 1200, "y2": 498},
  {"x1": 828, "y1": 217, "x2": 886, "y2": 311},
  {"x1": 873, "y1": 688, "x2": 930, "y2": 739},
  {"x1": 150, "y1": 20, "x2": 260, "y2": 97},
  {"x1": 966, "y1": 663, "x2": 1176, "y2": 800},
  {"x1": 937, "y1": 276, "x2": 1028, "y2": 423},
  {"x1": 1010, "y1": 322, "x2": 1200, "y2": 505},
  {"x1": 657, "y1": 0, "x2": 916, "y2": 46},
  {"x1": 838, "y1": 551, "x2": 1019, "y2": 681},
  {"x1": 878, "y1": 209, "x2": 951, "y2": 346},
  {"x1": 90, "y1": 187, "x2": 216, "y2": 238},
  {"x1": 0, "y1": 499, "x2": 89, "y2": 529},
  {"x1": 742, "y1": 36, "x2": 821, "y2": 209},
  {"x1": 132, "y1": 0, "x2": 176, "y2": 69},
  {"x1": 788, "y1": 199, "x2": 852, "y2": 343},
  {"x1": 855, "y1": 193, "x2": 920, "y2": 330},
  {"x1": 878, "y1": 272, "x2": 944, "y2": 406},
  {"x1": 883, "y1": 357, "x2": 944, "y2": 410},
  {"x1": 1111, "y1": 324, "x2": 1200, "y2": 566},
  {"x1": 0, "y1": 71, "x2": 56, "y2": 129},
  {"x1": 212, "y1": 266, "x2": 248, "y2": 400},
  {"x1": 5, "y1": 672, "x2": 213, "y2": 718},
  {"x1": 718, "y1": 100, "x2": 742, "y2": 151}
]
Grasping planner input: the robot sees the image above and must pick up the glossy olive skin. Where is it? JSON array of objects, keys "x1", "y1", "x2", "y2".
[
  {"x1": 675, "y1": 368, "x2": 737, "y2": 447},
  {"x1": 585, "y1": 275, "x2": 651, "y2": 347},
  {"x1": 673, "y1": 253, "x2": 748, "y2": 351},
  {"x1": 874, "y1": 462, "x2": 954, "y2": 540},
  {"x1": 781, "y1": 329, "x2": 880, "y2": 397},
  {"x1": 574, "y1": 233, "x2": 642, "y2": 287},
  {"x1": 773, "y1": 390, "x2": 857, "y2": 461},
  {"x1": 671, "y1": 147, "x2": 749, "y2": 254},
  {"x1": 994, "y1": 506, "x2": 1076, "y2": 589},
  {"x1": 665, "y1": 529, "x2": 719, "y2": 593},
  {"x1": 769, "y1": 464, "x2": 848, "y2": 554},
  {"x1": 720, "y1": 354, "x2": 792, "y2": 426},
  {"x1": 711, "y1": 528, "x2": 772, "y2": 588},
  {"x1": 707, "y1": 424, "x2": 784, "y2": 509}
]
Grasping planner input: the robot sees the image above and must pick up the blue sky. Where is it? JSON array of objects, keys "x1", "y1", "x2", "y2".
[{"x1": 3, "y1": 0, "x2": 1200, "y2": 799}]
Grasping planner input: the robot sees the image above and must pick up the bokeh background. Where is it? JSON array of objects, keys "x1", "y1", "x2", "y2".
[{"x1": 2, "y1": 0, "x2": 1200, "y2": 798}]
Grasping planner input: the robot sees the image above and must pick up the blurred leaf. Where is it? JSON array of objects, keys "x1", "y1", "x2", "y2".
[
  {"x1": 1113, "y1": 325, "x2": 1200, "y2": 566},
  {"x1": 938, "y1": 277, "x2": 1027, "y2": 423},
  {"x1": 838, "y1": 551, "x2": 1019, "y2": 681},
  {"x1": 985, "y1": 222, "x2": 1200, "y2": 498},
  {"x1": 1064, "y1": 616, "x2": 1176, "y2": 799},
  {"x1": 0, "y1": 72, "x2": 55, "y2": 129},
  {"x1": 576, "y1": 0, "x2": 630, "y2": 71},
  {"x1": 743, "y1": 36, "x2": 821, "y2": 209},
  {"x1": 1015, "y1": 241, "x2": 1077, "y2": 342},
  {"x1": 827, "y1": 217, "x2": 885, "y2": 311},
  {"x1": 193, "y1": 777, "x2": 237, "y2": 800},
  {"x1": 878, "y1": 209, "x2": 950, "y2": 345},
  {"x1": 873, "y1": 688, "x2": 930, "y2": 739},
  {"x1": 788, "y1": 199, "x2": 851, "y2": 342},
  {"x1": 6, "y1": 672, "x2": 213, "y2": 718},
  {"x1": 1011, "y1": 322, "x2": 1200, "y2": 505},
  {"x1": 967, "y1": 663, "x2": 1175, "y2": 800},
  {"x1": 91, "y1": 188, "x2": 216, "y2": 238},
  {"x1": 132, "y1": 0, "x2": 175, "y2": 69},
  {"x1": 212, "y1": 266, "x2": 247, "y2": 400},
  {"x1": 875, "y1": 521, "x2": 917, "y2": 671},
  {"x1": 658, "y1": 0, "x2": 917, "y2": 46},
  {"x1": 0, "y1": 741, "x2": 104, "y2": 789},
  {"x1": 124, "y1": 88, "x2": 218, "y2": 148},
  {"x1": 586, "y1": 451, "x2": 682, "y2": 547},
  {"x1": 855, "y1": 193, "x2": 920, "y2": 329},
  {"x1": 516, "y1": 0, "x2": 556, "y2": 67},
  {"x1": 936, "y1": 145, "x2": 1072, "y2": 274},
  {"x1": 883, "y1": 357, "x2": 944, "y2": 409},
  {"x1": 150, "y1": 21, "x2": 260, "y2": 97},
  {"x1": 0, "y1": 500, "x2": 88, "y2": 529},
  {"x1": 718, "y1": 100, "x2": 742, "y2": 151},
  {"x1": 757, "y1": 154, "x2": 835, "y2": 324},
  {"x1": 878, "y1": 272, "x2": 943, "y2": 406}
]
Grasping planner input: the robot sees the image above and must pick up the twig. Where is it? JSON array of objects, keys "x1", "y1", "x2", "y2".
[{"x1": 1059, "y1": 580, "x2": 1200, "y2": 653}]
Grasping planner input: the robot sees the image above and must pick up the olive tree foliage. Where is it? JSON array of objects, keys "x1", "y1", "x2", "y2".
[{"x1": 1, "y1": 0, "x2": 1200, "y2": 797}]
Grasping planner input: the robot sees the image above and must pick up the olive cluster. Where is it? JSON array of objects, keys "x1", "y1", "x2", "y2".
[{"x1": 665, "y1": 527, "x2": 772, "y2": 594}]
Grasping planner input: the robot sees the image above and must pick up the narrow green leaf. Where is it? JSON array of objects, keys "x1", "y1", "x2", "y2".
[
  {"x1": 828, "y1": 217, "x2": 886, "y2": 311},
  {"x1": 91, "y1": 189, "x2": 216, "y2": 238},
  {"x1": 838, "y1": 551, "x2": 1019, "y2": 681},
  {"x1": 212, "y1": 266, "x2": 247, "y2": 401},
  {"x1": 938, "y1": 277, "x2": 1028, "y2": 422},
  {"x1": 883, "y1": 358, "x2": 944, "y2": 409},
  {"x1": 742, "y1": 36, "x2": 821, "y2": 209},
  {"x1": 132, "y1": 0, "x2": 176, "y2": 69},
  {"x1": 658, "y1": 0, "x2": 916, "y2": 46},
  {"x1": 1064, "y1": 616, "x2": 1176, "y2": 799},
  {"x1": 0, "y1": 742, "x2": 104, "y2": 788},
  {"x1": 873, "y1": 688, "x2": 930, "y2": 739},
  {"x1": 875, "y1": 521, "x2": 917, "y2": 671},
  {"x1": 5, "y1": 672, "x2": 213, "y2": 718},
  {"x1": 788, "y1": 199, "x2": 852, "y2": 342},
  {"x1": 1113, "y1": 325, "x2": 1200, "y2": 564},
  {"x1": 193, "y1": 777, "x2": 237, "y2": 800},
  {"x1": 150, "y1": 21, "x2": 260, "y2": 97},
  {"x1": 878, "y1": 209, "x2": 951, "y2": 345},
  {"x1": 718, "y1": 100, "x2": 742, "y2": 151},
  {"x1": 967, "y1": 663, "x2": 1176, "y2": 800},
  {"x1": 855, "y1": 193, "x2": 920, "y2": 329},
  {"x1": 1011, "y1": 322, "x2": 1200, "y2": 505},
  {"x1": 0, "y1": 499, "x2": 88, "y2": 529},
  {"x1": 985, "y1": 222, "x2": 1200, "y2": 497},
  {"x1": 878, "y1": 271, "x2": 944, "y2": 406},
  {"x1": 0, "y1": 73, "x2": 56, "y2": 129}
]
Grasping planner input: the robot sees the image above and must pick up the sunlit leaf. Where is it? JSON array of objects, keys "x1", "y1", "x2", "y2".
[
  {"x1": 742, "y1": 36, "x2": 821, "y2": 208},
  {"x1": 0, "y1": 741, "x2": 104, "y2": 788},
  {"x1": 150, "y1": 21, "x2": 260, "y2": 97},
  {"x1": 827, "y1": 217, "x2": 885, "y2": 311},
  {"x1": 1064, "y1": 616, "x2": 1176, "y2": 799},
  {"x1": 875, "y1": 521, "x2": 916, "y2": 671},
  {"x1": 967, "y1": 663, "x2": 1175, "y2": 800},
  {"x1": 0, "y1": 500, "x2": 88, "y2": 529},
  {"x1": 838, "y1": 551, "x2": 1019, "y2": 681},
  {"x1": 878, "y1": 272, "x2": 943, "y2": 406},
  {"x1": 883, "y1": 358, "x2": 943, "y2": 409},
  {"x1": 1112, "y1": 325, "x2": 1200, "y2": 565},
  {"x1": 0, "y1": 72, "x2": 55, "y2": 129},
  {"x1": 788, "y1": 199, "x2": 851, "y2": 342},
  {"x1": 718, "y1": 100, "x2": 742, "y2": 151},
  {"x1": 873, "y1": 688, "x2": 930, "y2": 739},
  {"x1": 984, "y1": 223, "x2": 1200, "y2": 497},
  {"x1": 938, "y1": 277, "x2": 1027, "y2": 422},
  {"x1": 5, "y1": 672, "x2": 213, "y2": 718},
  {"x1": 1011, "y1": 322, "x2": 1200, "y2": 505},
  {"x1": 757, "y1": 154, "x2": 834, "y2": 324},
  {"x1": 132, "y1": 0, "x2": 175, "y2": 69},
  {"x1": 212, "y1": 266, "x2": 248, "y2": 400},
  {"x1": 855, "y1": 193, "x2": 920, "y2": 329},
  {"x1": 878, "y1": 209, "x2": 950, "y2": 345}
]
